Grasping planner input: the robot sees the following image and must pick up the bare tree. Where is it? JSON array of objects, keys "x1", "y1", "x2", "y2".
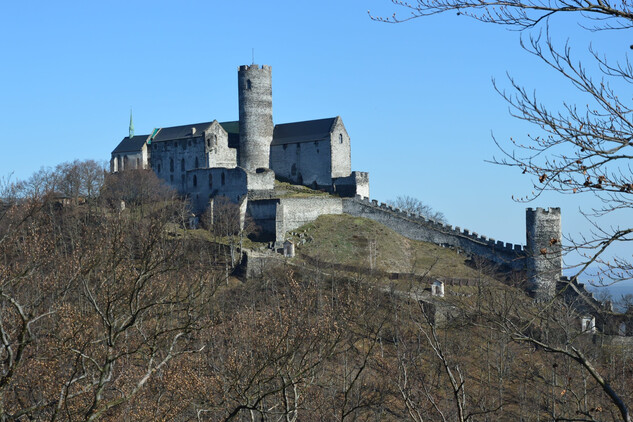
[
  {"x1": 372, "y1": 4, "x2": 633, "y2": 417},
  {"x1": 387, "y1": 195, "x2": 447, "y2": 223},
  {"x1": 373, "y1": 0, "x2": 633, "y2": 285}
]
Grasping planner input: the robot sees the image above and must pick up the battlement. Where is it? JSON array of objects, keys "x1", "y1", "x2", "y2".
[
  {"x1": 350, "y1": 195, "x2": 526, "y2": 267},
  {"x1": 526, "y1": 207, "x2": 561, "y2": 215},
  {"x1": 238, "y1": 64, "x2": 272, "y2": 72}
]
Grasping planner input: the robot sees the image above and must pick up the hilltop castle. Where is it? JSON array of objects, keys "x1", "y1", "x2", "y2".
[
  {"x1": 111, "y1": 64, "x2": 369, "y2": 213},
  {"x1": 111, "y1": 64, "x2": 631, "y2": 337}
]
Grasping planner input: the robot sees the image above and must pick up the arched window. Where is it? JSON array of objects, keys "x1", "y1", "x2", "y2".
[
  {"x1": 193, "y1": 175, "x2": 197, "y2": 187},
  {"x1": 339, "y1": 134, "x2": 343, "y2": 144},
  {"x1": 195, "y1": 157, "x2": 199, "y2": 168},
  {"x1": 181, "y1": 158, "x2": 185, "y2": 172},
  {"x1": 170, "y1": 158, "x2": 174, "y2": 172}
]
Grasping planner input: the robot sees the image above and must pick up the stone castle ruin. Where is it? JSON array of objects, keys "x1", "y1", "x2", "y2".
[{"x1": 111, "y1": 64, "x2": 631, "y2": 337}]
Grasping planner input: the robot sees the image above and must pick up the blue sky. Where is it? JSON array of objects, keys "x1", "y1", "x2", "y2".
[{"x1": 1, "y1": 1, "x2": 630, "y2": 292}]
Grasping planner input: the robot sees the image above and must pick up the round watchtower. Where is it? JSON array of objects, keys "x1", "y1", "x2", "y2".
[
  {"x1": 238, "y1": 64, "x2": 273, "y2": 171},
  {"x1": 526, "y1": 207, "x2": 562, "y2": 300}
]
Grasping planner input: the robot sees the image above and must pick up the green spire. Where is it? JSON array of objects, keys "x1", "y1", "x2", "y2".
[{"x1": 129, "y1": 108, "x2": 134, "y2": 139}]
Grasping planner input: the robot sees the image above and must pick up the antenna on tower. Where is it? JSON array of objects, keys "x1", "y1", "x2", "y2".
[{"x1": 252, "y1": 48, "x2": 255, "y2": 65}]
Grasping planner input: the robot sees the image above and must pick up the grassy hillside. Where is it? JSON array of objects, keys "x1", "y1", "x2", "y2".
[{"x1": 287, "y1": 214, "x2": 481, "y2": 279}]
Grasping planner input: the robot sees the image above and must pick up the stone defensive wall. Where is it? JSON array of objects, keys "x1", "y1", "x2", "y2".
[{"x1": 343, "y1": 196, "x2": 526, "y2": 271}]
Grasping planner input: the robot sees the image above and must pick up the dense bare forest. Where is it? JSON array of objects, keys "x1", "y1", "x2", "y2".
[{"x1": 0, "y1": 163, "x2": 631, "y2": 421}]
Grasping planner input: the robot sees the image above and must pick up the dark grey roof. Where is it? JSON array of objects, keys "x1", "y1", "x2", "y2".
[
  {"x1": 272, "y1": 117, "x2": 337, "y2": 146},
  {"x1": 152, "y1": 122, "x2": 214, "y2": 142},
  {"x1": 112, "y1": 135, "x2": 150, "y2": 154}
]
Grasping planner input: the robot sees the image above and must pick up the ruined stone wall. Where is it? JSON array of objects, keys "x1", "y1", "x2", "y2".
[
  {"x1": 186, "y1": 167, "x2": 248, "y2": 213},
  {"x1": 150, "y1": 136, "x2": 207, "y2": 193},
  {"x1": 526, "y1": 207, "x2": 562, "y2": 300},
  {"x1": 270, "y1": 140, "x2": 334, "y2": 188},
  {"x1": 343, "y1": 196, "x2": 526, "y2": 270},
  {"x1": 246, "y1": 199, "x2": 278, "y2": 239},
  {"x1": 274, "y1": 197, "x2": 344, "y2": 244}
]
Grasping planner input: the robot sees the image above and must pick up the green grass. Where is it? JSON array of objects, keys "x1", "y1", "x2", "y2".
[{"x1": 272, "y1": 180, "x2": 335, "y2": 198}]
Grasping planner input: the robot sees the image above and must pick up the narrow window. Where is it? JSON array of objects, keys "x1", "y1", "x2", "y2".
[
  {"x1": 181, "y1": 158, "x2": 185, "y2": 171},
  {"x1": 136, "y1": 158, "x2": 140, "y2": 168},
  {"x1": 157, "y1": 163, "x2": 161, "y2": 173},
  {"x1": 221, "y1": 173, "x2": 225, "y2": 186},
  {"x1": 339, "y1": 134, "x2": 343, "y2": 144},
  {"x1": 170, "y1": 158, "x2": 174, "y2": 172},
  {"x1": 195, "y1": 157, "x2": 199, "y2": 168},
  {"x1": 247, "y1": 79, "x2": 252, "y2": 90},
  {"x1": 209, "y1": 174, "x2": 213, "y2": 188},
  {"x1": 193, "y1": 175, "x2": 197, "y2": 187}
]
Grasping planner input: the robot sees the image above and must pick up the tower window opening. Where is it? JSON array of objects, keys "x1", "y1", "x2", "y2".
[
  {"x1": 247, "y1": 79, "x2": 252, "y2": 90},
  {"x1": 193, "y1": 175, "x2": 197, "y2": 187},
  {"x1": 339, "y1": 134, "x2": 343, "y2": 144}
]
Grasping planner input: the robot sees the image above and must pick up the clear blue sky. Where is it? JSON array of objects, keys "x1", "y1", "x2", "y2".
[{"x1": 1, "y1": 1, "x2": 630, "y2": 291}]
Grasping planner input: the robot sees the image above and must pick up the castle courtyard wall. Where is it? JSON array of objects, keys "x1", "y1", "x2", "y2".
[{"x1": 274, "y1": 197, "x2": 344, "y2": 244}]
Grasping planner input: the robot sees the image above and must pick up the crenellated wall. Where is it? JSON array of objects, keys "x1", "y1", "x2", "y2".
[{"x1": 343, "y1": 196, "x2": 526, "y2": 270}]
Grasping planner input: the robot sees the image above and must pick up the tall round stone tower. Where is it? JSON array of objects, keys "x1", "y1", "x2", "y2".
[
  {"x1": 238, "y1": 64, "x2": 273, "y2": 171},
  {"x1": 526, "y1": 207, "x2": 562, "y2": 300}
]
